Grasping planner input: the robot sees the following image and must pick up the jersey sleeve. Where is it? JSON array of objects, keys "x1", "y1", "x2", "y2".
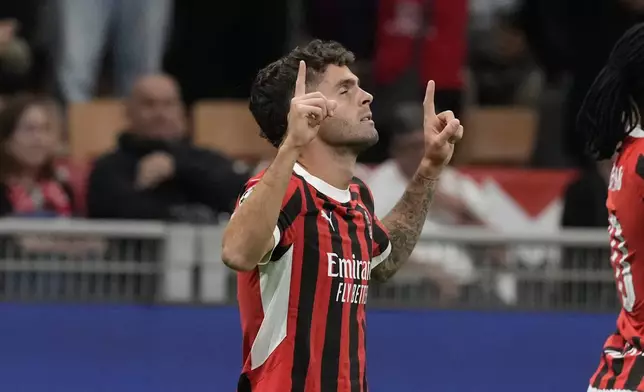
[
  {"x1": 234, "y1": 174, "x2": 304, "y2": 265},
  {"x1": 353, "y1": 177, "x2": 392, "y2": 270},
  {"x1": 370, "y1": 216, "x2": 392, "y2": 269}
]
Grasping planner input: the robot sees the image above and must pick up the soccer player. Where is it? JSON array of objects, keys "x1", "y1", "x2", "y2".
[
  {"x1": 222, "y1": 40, "x2": 463, "y2": 392},
  {"x1": 578, "y1": 23, "x2": 644, "y2": 392}
]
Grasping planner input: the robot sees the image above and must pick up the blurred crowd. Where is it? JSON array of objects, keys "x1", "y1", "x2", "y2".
[{"x1": 0, "y1": 0, "x2": 638, "y2": 308}]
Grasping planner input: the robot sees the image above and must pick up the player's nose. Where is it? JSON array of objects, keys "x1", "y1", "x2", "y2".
[{"x1": 359, "y1": 88, "x2": 373, "y2": 106}]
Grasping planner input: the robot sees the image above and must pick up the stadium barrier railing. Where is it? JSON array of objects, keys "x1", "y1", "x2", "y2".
[
  {"x1": 0, "y1": 219, "x2": 617, "y2": 311},
  {"x1": 0, "y1": 219, "x2": 195, "y2": 303}
]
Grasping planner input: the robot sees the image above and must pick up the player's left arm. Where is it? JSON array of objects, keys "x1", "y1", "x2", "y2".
[{"x1": 371, "y1": 81, "x2": 464, "y2": 282}]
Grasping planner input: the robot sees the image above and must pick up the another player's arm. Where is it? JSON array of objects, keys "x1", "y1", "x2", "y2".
[
  {"x1": 222, "y1": 60, "x2": 336, "y2": 271},
  {"x1": 371, "y1": 81, "x2": 463, "y2": 282}
]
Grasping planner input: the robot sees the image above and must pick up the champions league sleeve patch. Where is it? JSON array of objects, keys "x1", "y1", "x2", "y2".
[{"x1": 239, "y1": 186, "x2": 255, "y2": 206}]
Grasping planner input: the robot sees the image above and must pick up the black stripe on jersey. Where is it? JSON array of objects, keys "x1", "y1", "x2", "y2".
[
  {"x1": 321, "y1": 196, "x2": 344, "y2": 392},
  {"x1": 353, "y1": 202, "x2": 374, "y2": 261},
  {"x1": 592, "y1": 360, "x2": 609, "y2": 389},
  {"x1": 290, "y1": 182, "x2": 319, "y2": 392},
  {"x1": 237, "y1": 373, "x2": 251, "y2": 392},
  {"x1": 361, "y1": 318, "x2": 368, "y2": 391},
  {"x1": 351, "y1": 177, "x2": 375, "y2": 213},
  {"x1": 270, "y1": 184, "x2": 304, "y2": 261},
  {"x1": 624, "y1": 353, "x2": 644, "y2": 390},
  {"x1": 636, "y1": 154, "x2": 644, "y2": 180},
  {"x1": 353, "y1": 199, "x2": 372, "y2": 391},
  {"x1": 346, "y1": 208, "x2": 364, "y2": 392},
  {"x1": 605, "y1": 356, "x2": 624, "y2": 390}
]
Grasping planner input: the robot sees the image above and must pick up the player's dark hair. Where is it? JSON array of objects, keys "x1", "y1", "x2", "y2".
[
  {"x1": 578, "y1": 23, "x2": 644, "y2": 160},
  {"x1": 249, "y1": 40, "x2": 355, "y2": 148}
]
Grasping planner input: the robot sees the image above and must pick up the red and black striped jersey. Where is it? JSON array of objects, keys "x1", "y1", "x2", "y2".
[
  {"x1": 589, "y1": 128, "x2": 644, "y2": 391},
  {"x1": 235, "y1": 163, "x2": 391, "y2": 392}
]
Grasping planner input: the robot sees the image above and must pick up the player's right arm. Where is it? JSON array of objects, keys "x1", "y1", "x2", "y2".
[{"x1": 221, "y1": 61, "x2": 336, "y2": 271}]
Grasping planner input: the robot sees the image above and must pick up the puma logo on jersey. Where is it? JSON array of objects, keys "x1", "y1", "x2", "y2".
[{"x1": 321, "y1": 210, "x2": 335, "y2": 231}]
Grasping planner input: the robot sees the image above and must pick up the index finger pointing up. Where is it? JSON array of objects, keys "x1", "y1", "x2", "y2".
[
  {"x1": 294, "y1": 60, "x2": 307, "y2": 97},
  {"x1": 423, "y1": 80, "x2": 436, "y2": 116}
]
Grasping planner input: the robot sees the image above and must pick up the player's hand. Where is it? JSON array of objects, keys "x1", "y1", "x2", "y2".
[
  {"x1": 421, "y1": 80, "x2": 463, "y2": 170},
  {"x1": 135, "y1": 152, "x2": 175, "y2": 190},
  {"x1": 282, "y1": 61, "x2": 337, "y2": 150}
]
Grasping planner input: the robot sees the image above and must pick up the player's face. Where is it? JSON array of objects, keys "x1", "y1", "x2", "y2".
[{"x1": 315, "y1": 65, "x2": 378, "y2": 151}]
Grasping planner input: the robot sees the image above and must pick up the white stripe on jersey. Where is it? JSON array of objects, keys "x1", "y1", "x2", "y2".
[{"x1": 588, "y1": 386, "x2": 638, "y2": 392}]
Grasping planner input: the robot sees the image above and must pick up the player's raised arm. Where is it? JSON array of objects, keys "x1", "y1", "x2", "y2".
[
  {"x1": 222, "y1": 61, "x2": 336, "y2": 271},
  {"x1": 372, "y1": 80, "x2": 464, "y2": 282}
]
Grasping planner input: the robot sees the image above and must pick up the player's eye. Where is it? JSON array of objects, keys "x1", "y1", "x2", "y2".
[{"x1": 340, "y1": 89, "x2": 349, "y2": 95}]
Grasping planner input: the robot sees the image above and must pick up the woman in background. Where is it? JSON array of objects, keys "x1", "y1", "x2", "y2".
[
  {"x1": 0, "y1": 96, "x2": 108, "y2": 301},
  {"x1": 0, "y1": 95, "x2": 74, "y2": 217}
]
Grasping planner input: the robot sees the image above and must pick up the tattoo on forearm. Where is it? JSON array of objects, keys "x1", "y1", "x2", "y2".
[{"x1": 372, "y1": 172, "x2": 438, "y2": 282}]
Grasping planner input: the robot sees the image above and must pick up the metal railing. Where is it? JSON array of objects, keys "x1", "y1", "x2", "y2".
[
  {"x1": 366, "y1": 227, "x2": 615, "y2": 311},
  {"x1": 0, "y1": 219, "x2": 618, "y2": 312},
  {"x1": 0, "y1": 219, "x2": 192, "y2": 303}
]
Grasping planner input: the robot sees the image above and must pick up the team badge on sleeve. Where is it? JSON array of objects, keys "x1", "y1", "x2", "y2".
[{"x1": 239, "y1": 186, "x2": 255, "y2": 206}]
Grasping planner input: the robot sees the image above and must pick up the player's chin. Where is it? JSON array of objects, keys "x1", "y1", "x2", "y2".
[
  {"x1": 360, "y1": 122, "x2": 379, "y2": 142},
  {"x1": 346, "y1": 126, "x2": 379, "y2": 151}
]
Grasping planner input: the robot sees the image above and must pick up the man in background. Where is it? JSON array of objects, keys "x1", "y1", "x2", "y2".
[
  {"x1": 364, "y1": 105, "x2": 483, "y2": 303},
  {"x1": 0, "y1": 0, "x2": 41, "y2": 94},
  {"x1": 87, "y1": 74, "x2": 248, "y2": 222}
]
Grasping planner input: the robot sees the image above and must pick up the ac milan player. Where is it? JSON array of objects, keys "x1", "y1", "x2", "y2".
[
  {"x1": 222, "y1": 40, "x2": 463, "y2": 392},
  {"x1": 578, "y1": 23, "x2": 644, "y2": 392}
]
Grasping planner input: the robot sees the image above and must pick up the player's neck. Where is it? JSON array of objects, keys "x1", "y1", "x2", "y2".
[{"x1": 298, "y1": 146, "x2": 356, "y2": 190}]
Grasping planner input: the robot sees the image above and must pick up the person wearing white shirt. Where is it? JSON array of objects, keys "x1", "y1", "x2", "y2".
[{"x1": 363, "y1": 105, "x2": 483, "y2": 303}]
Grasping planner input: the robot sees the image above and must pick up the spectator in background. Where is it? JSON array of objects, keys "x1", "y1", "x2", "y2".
[
  {"x1": 164, "y1": 0, "x2": 288, "y2": 105},
  {"x1": 0, "y1": 95, "x2": 74, "y2": 217},
  {"x1": 469, "y1": 9, "x2": 541, "y2": 106},
  {"x1": 0, "y1": 0, "x2": 55, "y2": 95},
  {"x1": 55, "y1": 0, "x2": 172, "y2": 102},
  {"x1": 365, "y1": 0, "x2": 467, "y2": 164},
  {"x1": 303, "y1": 0, "x2": 378, "y2": 66},
  {"x1": 374, "y1": 0, "x2": 467, "y2": 113},
  {"x1": 0, "y1": 0, "x2": 45, "y2": 91},
  {"x1": 87, "y1": 74, "x2": 248, "y2": 223},
  {"x1": 519, "y1": 0, "x2": 571, "y2": 168},
  {"x1": 364, "y1": 105, "x2": 483, "y2": 304},
  {"x1": 0, "y1": 11, "x2": 34, "y2": 95}
]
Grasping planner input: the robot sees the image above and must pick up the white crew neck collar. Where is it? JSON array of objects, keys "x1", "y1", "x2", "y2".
[
  {"x1": 631, "y1": 126, "x2": 644, "y2": 138},
  {"x1": 293, "y1": 163, "x2": 352, "y2": 203}
]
